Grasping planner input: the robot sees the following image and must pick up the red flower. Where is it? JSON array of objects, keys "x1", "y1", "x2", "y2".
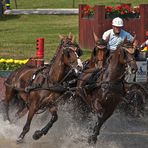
[
  {"x1": 105, "y1": 6, "x2": 113, "y2": 13},
  {"x1": 83, "y1": 5, "x2": 90, "y2": 12},
  {"x1": 120, "y1": 11, "x2": 125, "y2": 15},
  {"x1": 114, "y1": 5, "x2": 122, "y2": 11},
  {"x1": 105, "y1": 4, "x2": 140, "y2": 18},
  {"x1": 82, "y1": 4, "x2": 140, "y2": 19},
  {"x1": 82, "y1": 5, "x2": 95, "y2": 17}
]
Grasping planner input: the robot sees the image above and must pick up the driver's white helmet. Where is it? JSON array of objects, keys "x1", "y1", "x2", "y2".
[{"x1": 112, "y1": 17, "x2": 123, "y2": 27}]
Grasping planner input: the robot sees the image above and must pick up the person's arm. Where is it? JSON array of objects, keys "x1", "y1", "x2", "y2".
[
  {"x1": 102, "y1": 30, "x2": 111, "y2": 42},
  {"x1": 126, "y1": 32, "x2": 134, "y2": 42},
  {"x1": 140, "y1": 41, "x2": 146, "y2": 48},
  {"x1": 126, "y1": 32, "x2": 138, "y2": 48},
  {"x1": 140, "y1": 40, "x2": 148, "y2": 48}
]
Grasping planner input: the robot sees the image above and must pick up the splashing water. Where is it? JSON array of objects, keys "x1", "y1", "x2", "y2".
[{"x1": 0, "y1": 101, "x2": 147, "y2": 148}]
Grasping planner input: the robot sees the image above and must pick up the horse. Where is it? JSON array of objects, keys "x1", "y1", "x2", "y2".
[
  {"x1": 3, "y1": 33, "x2": 83, "y2": 142},
  {"x1": 1, "y1": 33, "x2": 82, "y2": 120},
  {"x1": 78, "y1": 34, "x2": 107, "y2": 87},
  {"x1": 4, "y1": 56, "x2": 40, "y2": 90},
  {"x1": 75, "y1": 34, "x2": 107, "y2": 109},
  {"x1": 0, "y1": 56, "x2": 43, "y2": 117},
  {"x1": 76, "y1": 39, "x2": 138, "y2": 144}
]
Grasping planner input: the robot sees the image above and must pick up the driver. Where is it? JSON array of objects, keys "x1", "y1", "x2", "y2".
[{"x1": 102, "y1": 17, "x2": 136, "y2": 54}]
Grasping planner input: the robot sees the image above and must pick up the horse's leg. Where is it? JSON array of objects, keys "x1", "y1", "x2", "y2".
[
  {"x1": 2, "y1": 87, "x2": 15, "y2": 121},
  {"x1": 33, "y1": 106, "x2": 58, "y2": 140},
  {"x1": 14, "y1": 95, "x2": 27, "y2": 116},
  {"x1": 16, "y1": 103, "x2": 36, "y2": 143},
  {"x1": 88, "y1": 110, "x2": 113, "y2": 144},
  {"x1": 88, "y1": 101, "x2": 118, "y2": 144},
  {"x1": 15, "y1": 106, "x2": 28, "y2": 119}
]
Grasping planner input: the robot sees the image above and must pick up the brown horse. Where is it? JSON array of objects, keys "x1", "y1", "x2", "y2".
[
  {"x1": 3, "y1": 56, "x2": 43, "y2": 111},
  {"x1": 1, "y1": 57, "x2": 44, "y2": 119},
  {"x1": 4, "y1": 34, "x2": 82, "y2": 143},
  {"x1": 76, "y1": 36, "x2": 107, "y2": 104},
  {"x1": 5, "y1": 56, "x2": 40, "y2": 89},
  {"x1": 2, "y1": 33, "x2": 83, "y2": 121},
  {"x1": 76, "y1": 40, "x2": 138, "y2": 144},
  {"x1": 79, "y1": 33, "x2": 107, "y2": 84}
]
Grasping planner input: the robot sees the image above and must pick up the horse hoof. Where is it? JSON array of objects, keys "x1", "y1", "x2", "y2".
[
  {"x1": 88, "y1": 135, "x2": 97, "y2": 145},
  {"x1": 33, "y1": 130, "x2": 42, "y2": 140},
  {"x1": 16, "y1": 137, "x2": 24, "y2": 144}
]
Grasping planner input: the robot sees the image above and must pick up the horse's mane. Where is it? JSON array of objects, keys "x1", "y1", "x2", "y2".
[
  {"x1": 49, "y1": 36, "x2": 82, "y2": 66},
  {"x1": 48, "y1": 41, "x2": 64, "y2": 67}
]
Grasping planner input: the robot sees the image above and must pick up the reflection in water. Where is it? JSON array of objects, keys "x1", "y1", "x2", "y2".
[{"x1": 0, "y1": 102, "x2": 148, "y2": 148}]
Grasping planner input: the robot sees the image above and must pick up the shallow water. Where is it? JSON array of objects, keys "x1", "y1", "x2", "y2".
[{"x1": 0, "y1": 102, "x2": 148, "y2": 148}]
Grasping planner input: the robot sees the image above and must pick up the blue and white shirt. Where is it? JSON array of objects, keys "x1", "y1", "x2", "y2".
[{"x1": 102, "y1": 29, "x2": 133, "y2": 51}]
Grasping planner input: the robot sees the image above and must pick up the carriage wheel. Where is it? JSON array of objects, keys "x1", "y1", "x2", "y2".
[{"x1": 122, "y1": 85, "x2": 146, "y2": 118}]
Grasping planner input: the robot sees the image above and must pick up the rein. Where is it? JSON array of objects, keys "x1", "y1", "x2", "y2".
[{"x1": 59, "y1": 68, "x2": 75, "y2": 84}]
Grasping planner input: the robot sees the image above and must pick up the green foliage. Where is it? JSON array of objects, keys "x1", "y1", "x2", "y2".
[
  {"x1": 0, "y1": 15, "x2": 78, "y2": 61},
  {"x1": 0, "y1": 59, "x2": 28, "y2": 70},
  {"x1": 10, "y1": 0, "x2": 148, "y2": 9}
]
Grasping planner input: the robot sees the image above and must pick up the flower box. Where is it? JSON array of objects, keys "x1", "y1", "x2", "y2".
[
  {"x1": 105, "y1": 4, "x2": 140, "y2": 19},
  {"x1": 81, "y1": 4, "x2": 140, "y2": 19},
  {"x1": 81, "y1": 4, "x2": 95, "y2": 18}
]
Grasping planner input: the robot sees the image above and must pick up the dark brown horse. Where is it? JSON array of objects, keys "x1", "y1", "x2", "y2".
[
  {"x1": 76, "y1": 40, "x2": 138, "y2": 144},
  {"x1": 2, "y1": 34, "x2": 82, "y2": 143},
  {"x1": 76, "y1": 35, "x2": 107, "y2": 103},
  {"x1": 79, "y1": 33, "x2": 107, "y2": 85}
]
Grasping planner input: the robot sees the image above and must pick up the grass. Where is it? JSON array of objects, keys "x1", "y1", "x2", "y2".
[
  {"x1": 10, "y1": 0, "x2": 148, "y2": 9},
  {"x1": 1, "y1": 0, "x2": 148, "y2": 61},
  {"x1": 0, "y1": 15, "x2": 80, "y2": 60}
]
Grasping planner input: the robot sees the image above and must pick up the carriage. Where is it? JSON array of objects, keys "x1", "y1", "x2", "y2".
[{"x1": 121, "y1": 53, "x2": 148, "y2": 117}]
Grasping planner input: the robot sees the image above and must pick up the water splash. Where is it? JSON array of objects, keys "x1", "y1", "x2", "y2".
[{"x1": 0, "y1": 102, "x2": 147, "y2": 148}]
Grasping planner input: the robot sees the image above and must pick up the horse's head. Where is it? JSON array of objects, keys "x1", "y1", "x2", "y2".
[
  {"x1": 59, "y1": 33, "x2": 83, "y2": 75},
  {"x1": 59, "y1": 33, "x2": 83, "y2": 57},
  {"x1": 92, "y1": 33, "x2": 107, "y2": 69},
  {"x1": 119, "y1": 40, "x2": 138, "y2": 74}
]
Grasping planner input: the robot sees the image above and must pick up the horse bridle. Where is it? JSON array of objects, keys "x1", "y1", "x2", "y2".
[
  {"x1": 59, "y1": 42, "x2": 82, "y2": 83},
  {"x1": 62, "y1": 43, "x2": 81, "y2": 66}
]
